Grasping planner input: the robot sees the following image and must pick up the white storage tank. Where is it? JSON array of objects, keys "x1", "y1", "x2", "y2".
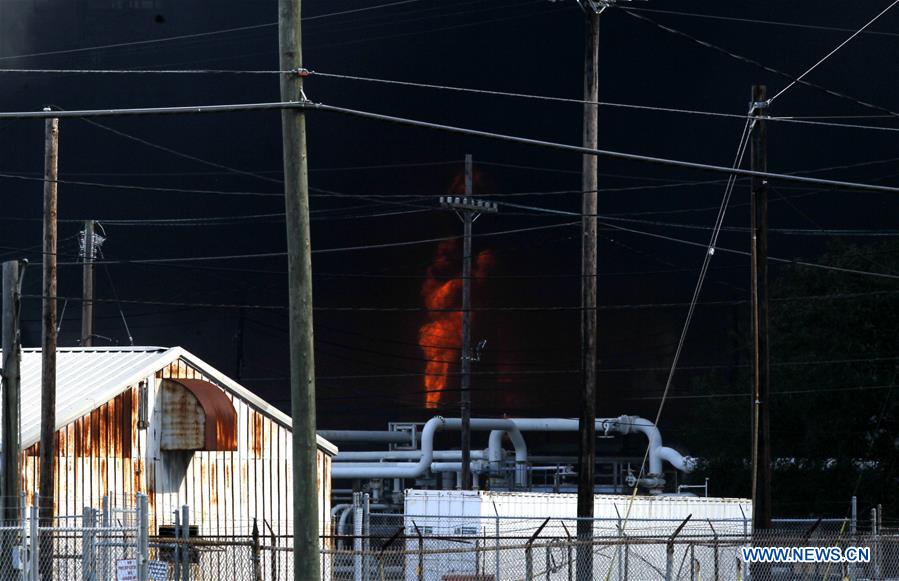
[{"x1": 404, "y1": 490, "x2": 751, "y2": 580}]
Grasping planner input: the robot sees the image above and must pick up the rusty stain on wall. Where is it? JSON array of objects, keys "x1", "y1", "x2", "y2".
[{"x1": 21, "y1": 355, "x2": 333, "y2": 539}]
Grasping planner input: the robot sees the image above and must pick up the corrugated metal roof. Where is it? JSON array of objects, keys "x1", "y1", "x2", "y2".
[{"x1": 7, "y1": 346, "x2": 337, "y2": 455}]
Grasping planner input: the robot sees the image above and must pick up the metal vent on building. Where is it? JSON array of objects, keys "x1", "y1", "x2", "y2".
[{"x1": 160, "y1": 378, "x2": 238, "y2": 451}]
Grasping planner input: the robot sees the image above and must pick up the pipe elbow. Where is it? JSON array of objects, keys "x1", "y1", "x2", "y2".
[{"x1": 656, "y1": 446, "x2": 696, "y2": 473}]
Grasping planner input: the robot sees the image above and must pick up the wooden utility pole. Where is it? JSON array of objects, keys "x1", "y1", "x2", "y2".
[
  {"x1": 40, "y1": 113, "x2": 59, "y2": 572},
  {"x1": 1, "y1": 260, "x2": 23, "y2": 524},
  {"x1": 81, "y1": 219, "x2": 95, "y2": 347},
  {"x1": 460, "y1": 154, "x2": 474, "y2": 490},
  {"x1": 750, "y1": 85, "x2": 771, "y2": 529},
  {"x1": 439, "y1": 157, "x2": 498, "y2": 491},
  {"x1": 277, "y1": 1, "x2": 320, "y2": 578},
  {"x1": 577, "y1": 4, "x2": 600, "y2": 579}
]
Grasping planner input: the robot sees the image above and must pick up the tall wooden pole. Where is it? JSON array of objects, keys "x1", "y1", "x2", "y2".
[
  {"x1": 460, "y1": 154, "x2": 473, "y2": 491},
  {"x1": 81, "y1": 219, "x2": 95, "y2": 347},
  {"x1": 40, "y1": 114, "x2": 59, "y2": 572},
  {"x1": 277, "y1": 2, "x2": 320, "y2": 579},
  {"x1": 750, "y1": 85, "x2": 771, "y2": 529},
  {"x1": 577, "y1": 3, "x2": 601, "y2": 580},
  {"x1": 577, "y1": 7, "x2": 599, "y2": 580},
  {"x1": 1, "y1": 260, "x2": 23, "y2": 523}
]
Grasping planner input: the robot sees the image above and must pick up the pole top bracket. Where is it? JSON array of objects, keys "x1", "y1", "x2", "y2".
[
  {"x1": 576, "y1": 0, "x2": 612, "y2": 13},
  {"x1": 750, "y1": 99, "x2": 770, "y2": 114}
]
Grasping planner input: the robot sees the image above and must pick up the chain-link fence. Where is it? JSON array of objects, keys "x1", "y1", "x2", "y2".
[
  {"x1": 0, "y1": 494, "x2": 146, "y2": 581},
  {"x1": 320, "y1": 528, "x2": 899, "y2": 581},
  {"x1": 0, "y1": 492, "x2": 890, "y2": 581}
]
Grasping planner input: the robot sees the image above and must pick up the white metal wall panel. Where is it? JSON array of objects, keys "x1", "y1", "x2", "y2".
[{"x1": 404, "y1": 490, "x2": 752, "y2": 581}]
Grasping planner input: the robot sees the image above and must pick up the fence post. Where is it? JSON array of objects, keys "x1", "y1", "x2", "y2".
[
  {"x1": 689, "y1": 543, "x2": 695, "y2": 581},
  {"x1": 877, "y1": 504, "x2": 883, "y2": 581},
  {"x1": 19, "y1": 493, "x2": 26, "y2": 581},
  {"x1": 492, "y1": 502, "x2": 500, "y2": 581},
  {"x1": 560, "y1": 522, "x2": 573, "y2": 581},
  {"x1": 707, "y1": 519, "x2": 719, "y2": 581},
  {"x1": 172, "y1": 510, "x2": 181, "y2": 581},
  {"x1": 475, "y1": 539, "x2": 481, "y2": 577},
  {"x1": 363, "y1": 493, "x2": 370, "y2": 581},
  {"x1": 181, "y1": 505, "x2": 190, "y2": 581},
  {"x1": 251, "y1": 519, "x2": 261, "y2": 581},
  {"x1": 101, "y1": 496, "x2": 110, "y2": 581},
  {"x1": 81, "y1": 507, "x2": 92, "y2": 581},
  {"x1": 665, "y1": 516, "x2": 691, "y2": 581},
  {"x1": 353, "y1": 493, "x2": 363, "y2": 581},
  {"x1": 137, "y1": 494, "x2": 149, "y2": 581},
  {"x1": 545, "y1": 542, "x2": 552, "y2": 580},
  {"x1": 525, "y1": 518, "x2": 549, "y2": 581},
  {"x1": 871, "y1": 507, "x2": 880, "y2": 581},
  {"x1": 28, "y1": 503, "x2": 38, "y2": 581},
  {"x1": 412, "y1": 520, "x2": 424, "y2": 581},
  {"x1": 849, "y1": 497, "x2": 857, "y2": 581}
]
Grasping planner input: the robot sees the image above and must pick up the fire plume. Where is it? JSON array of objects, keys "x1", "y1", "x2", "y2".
[{"x1": 419, "y1": 240, "x2": 494, "y2": 409}]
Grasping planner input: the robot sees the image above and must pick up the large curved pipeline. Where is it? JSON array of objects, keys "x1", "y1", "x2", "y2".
[
  {"x1": 328, "y1": 415, "x2": 693, "y2": 490},
  {"x1": 330, "y1": 417, "x2": 528, "y2": 484},
  {"x1": 488, "y1": 415, "x2": 695, "y2": 485}
]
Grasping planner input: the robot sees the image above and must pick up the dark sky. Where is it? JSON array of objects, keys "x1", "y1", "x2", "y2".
[{"x1": 1, "y1": 0, "x2": 897, "y2": 441}]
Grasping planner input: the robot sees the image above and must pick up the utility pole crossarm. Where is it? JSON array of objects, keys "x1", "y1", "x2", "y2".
[{"x1": 438, "y1": 196, "x2": 498, "y2": 214}]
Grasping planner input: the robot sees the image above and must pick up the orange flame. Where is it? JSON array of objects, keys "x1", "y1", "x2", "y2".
[{"x1": 419, "y1": 240, "x2": 494, "y2": 409}]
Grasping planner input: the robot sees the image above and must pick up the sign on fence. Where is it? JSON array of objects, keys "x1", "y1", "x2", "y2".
[
  {"x1": 116, "y1": 559, "x2": 137, "y2": 580},
  {"x1": 148, "y1": 560, "x2": 169, "y2": 580}
]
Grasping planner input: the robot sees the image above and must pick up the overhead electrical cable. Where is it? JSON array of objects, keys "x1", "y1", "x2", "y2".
[
  {"x1": 768, "y1": 0, "x2": 899, "y2": 104},
  {"x1": 624, "y1": 7, "x2": 899, "y2": 38},
  {"x1": 1, "y1": 102, "x2": 897, "y2": 194},
  {"x1": 0, "y1": 0, "x2": 424, "y2": 62},
  {"x1": 5, "y1": 68, "x2": 898, "y2": 133},
  {"x1": 603, "y1": 118, "x2": 760, "y2": 581},
  {"x1": 616, "y1": 7, "x2": 899, "y2": 118}
]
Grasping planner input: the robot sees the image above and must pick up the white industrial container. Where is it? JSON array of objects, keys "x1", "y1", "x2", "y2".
[{"x1": 404, "y1": 490, "x2": 752, "y2": 580}]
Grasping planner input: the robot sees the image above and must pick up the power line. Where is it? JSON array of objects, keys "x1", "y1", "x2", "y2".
[
  {"x1": 0, "y1": 171, "x2": 282, "y2": 197},
  {"x1": 617, "y1": 7, "x2": 899, "y2": 118},
  {"x1": 308, "y1": 69, "x2": 899, "y2": 131},
  {"x1": 629, "y1": 383, "x2": 899, "y2": 401},
  {"x1": 0, "y1": 0, "x2": 424, "y2": 63},
  {"x1": 79, "y1": 116, "x2": 282, "y2": 185},
  {"x1": 6, "y1": 67, "x2": 899, "y2": 133},
  {"x1": 2, "y1": 101, "x2": 898, "y2": 194},
  {"x1": 768, "y1": 0, "x2": 899, "y2": 104},
  {"x1": 22, "y1": 221, "x2": 577, "y2": 265},
  {"x1": 624, "y1": 7, "x2": 899, "y2": 38},
  {"x1": 598, "y1": 221, "x2": 899, "y2": 281},
  {"x1": 16, "y1": 288, "x2": 899, "y2": 317},
  {"x1": 308, "y1": 102, "x2": 899, "y2": 193}
]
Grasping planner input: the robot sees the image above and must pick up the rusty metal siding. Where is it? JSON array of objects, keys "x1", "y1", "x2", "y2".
[
  {"x1": 21, "y1": 385, "x2": 143, "y2": 515},
  {"x1": 19, "y1": 354, "x2": 333, "y2": 540},
  {"x1": 149, "y1": 359, "x2": 331, "y2": 536}
]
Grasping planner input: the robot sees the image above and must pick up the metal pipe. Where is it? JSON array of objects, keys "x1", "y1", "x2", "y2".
[
  {"x1": 331, "y1": 417, "x2": 526, "y2": 480},
  {"x1": 318, "y1": 430, "x2": 417, "y2": 445},
  {"x1": 331, "y1": 504, "x2": 351, "y2": 520},
  {"x1": 430, "y1": 461, "x2": 488, "y2": 473},
  {"x1": 490, "y1": 416, "x2": 693, "y2": 484},
  {"x1": 334, "y1": 450, "x2": 486, "y2": 462}
]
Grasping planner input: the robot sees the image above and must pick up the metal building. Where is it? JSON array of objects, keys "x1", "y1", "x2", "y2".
[{"x1": 15, "y1": 346, "x2": 337, "y2": 537}]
